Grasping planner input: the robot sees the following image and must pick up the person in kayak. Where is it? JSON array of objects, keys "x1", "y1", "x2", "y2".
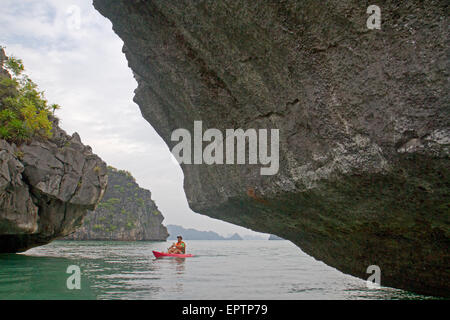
[{"x1": 168, "y1": 235, "x2": 186, "y2": 254}]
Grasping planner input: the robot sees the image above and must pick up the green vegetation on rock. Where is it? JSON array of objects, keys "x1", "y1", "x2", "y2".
[{"x1": 0, "y1": 52, "x2": 60, "y2": 143}]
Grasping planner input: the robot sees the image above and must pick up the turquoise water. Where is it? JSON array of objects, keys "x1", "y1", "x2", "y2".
[{"x1": 0, "y1": 240, "x2": 434, "y2": 300}]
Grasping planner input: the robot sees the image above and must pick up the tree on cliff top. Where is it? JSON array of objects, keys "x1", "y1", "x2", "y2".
[{"x1": 0, "y1": 49, "x2": 60, "y2": 143}]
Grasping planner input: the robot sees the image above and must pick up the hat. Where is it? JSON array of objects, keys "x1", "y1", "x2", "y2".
[{"x1": 177, "y1": 235, "x2": 182, "y2": 239}]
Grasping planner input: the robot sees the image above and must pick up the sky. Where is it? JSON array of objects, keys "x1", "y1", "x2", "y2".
[{"x1": 0, "y1": 0, "x2": 267, "y2": 238}]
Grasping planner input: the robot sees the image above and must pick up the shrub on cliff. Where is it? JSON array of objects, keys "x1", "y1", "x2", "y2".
[{"x1": 0, "y1": 53, "x2": 59, "y2": 143}]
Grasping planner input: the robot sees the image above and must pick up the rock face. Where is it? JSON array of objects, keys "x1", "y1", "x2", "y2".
[
  {"x1": 93, "y1": 0, "x2": 449, "y2": 296},
  {"x1": 0, "y1": 125, "x2": 108, "y2": 253},
  {"x1": 65, "y1": 167, "x2": 168, "y2": 241},
  {"x1": 0, "y1": 50, "x2": 108, "y2": 253}
]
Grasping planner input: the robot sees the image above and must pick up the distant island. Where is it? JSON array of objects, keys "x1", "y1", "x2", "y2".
[
  {"x1": 268, "y1": 234, "x2": 284, "y2": 240},
  {"x1": 241, "y1": 234, "x2": 268, "y2": 240},
  {"x1": 64, "y1": 166, "x2": 168, "y2": 241},
  {"x1": 167, "y1": 225, "x2": 245, "y2": 240}
]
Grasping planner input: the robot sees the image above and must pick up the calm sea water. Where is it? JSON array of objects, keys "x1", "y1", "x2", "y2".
[{"x1": 0, "y1": 240, "x2": 434, "y2": 300}]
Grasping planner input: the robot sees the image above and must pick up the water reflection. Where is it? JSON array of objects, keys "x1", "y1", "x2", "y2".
[{"x1": 171, "y1": 258, "x2": 186, "y2": 274}]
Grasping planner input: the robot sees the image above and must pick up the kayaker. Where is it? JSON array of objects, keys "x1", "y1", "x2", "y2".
[{"x1": 168, "y1": 235, "x2": 186, "y2": 254}]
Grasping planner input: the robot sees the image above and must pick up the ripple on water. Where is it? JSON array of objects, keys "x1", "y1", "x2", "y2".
[{"x1": 0, "y1": 240, "x2": 437, "y2": 300}]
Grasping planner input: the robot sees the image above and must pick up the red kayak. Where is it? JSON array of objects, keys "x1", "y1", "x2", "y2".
[{"x1": 152, "y1": 250, "x2": 194, "y2": 258}]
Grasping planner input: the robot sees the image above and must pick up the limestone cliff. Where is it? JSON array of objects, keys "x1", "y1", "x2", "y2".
[
  {"x1": 65, "y1": 166, "x2": 168, "y2": 241},
  {"x1": 0, "y1": 51, "x2": 108, "y2": 253},
  {"x1": 93, "y1": 0, "x2": 449, "y2": 296}
]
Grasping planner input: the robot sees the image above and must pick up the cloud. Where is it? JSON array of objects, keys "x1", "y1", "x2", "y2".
[{"x1": 1, "y1": 0, "x2": 265, "y2": 237}]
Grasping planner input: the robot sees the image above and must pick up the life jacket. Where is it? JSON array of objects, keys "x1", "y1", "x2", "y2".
[{"x1": 176, "y1": 241, "x2": 186, "y2": 253}]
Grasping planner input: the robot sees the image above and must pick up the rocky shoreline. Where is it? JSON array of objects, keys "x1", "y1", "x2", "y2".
[{"x1": 0, "y1": 118, "x2": 108, "y2": 252}]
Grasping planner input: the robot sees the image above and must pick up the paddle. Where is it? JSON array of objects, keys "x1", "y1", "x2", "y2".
[{"x1": 167, "y1": 242, "x2": 175, "y2": 252}]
